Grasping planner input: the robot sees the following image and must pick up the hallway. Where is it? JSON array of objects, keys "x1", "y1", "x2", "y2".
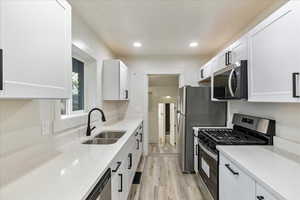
[{"x1": 129, "y1": 151, "x2": 207, "y2": 200}]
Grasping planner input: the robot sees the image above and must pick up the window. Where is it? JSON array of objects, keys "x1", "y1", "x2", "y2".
[{"x1": 61, "y1": 58, "x2": 85, "y2": 116}]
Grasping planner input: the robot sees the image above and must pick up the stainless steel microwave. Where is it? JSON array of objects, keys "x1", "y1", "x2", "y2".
[{"x1": 213, "y1": 60, "x2": 248, "y2": 100}]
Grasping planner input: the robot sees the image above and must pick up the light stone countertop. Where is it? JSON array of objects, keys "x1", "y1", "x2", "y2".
[
  {"x1": 0, "y1": 118, "x2": 143, "y2": 200},
  {"x1": 217, "y1": 145, "x2": 300, "y2": 200}
]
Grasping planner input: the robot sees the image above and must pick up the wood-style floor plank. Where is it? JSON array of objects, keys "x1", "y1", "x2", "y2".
[{"x1": 132, "y1": 154, "x2": 207, "y2": 200}]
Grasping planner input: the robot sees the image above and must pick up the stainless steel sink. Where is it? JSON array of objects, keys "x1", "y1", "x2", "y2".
[
  {"x1": 94, "y1": 131, "x2": 126, "y2": 139},
  {"x1": 82, "y1": 131, "x2": 126, "y2": 145},
  {"x1": 82, "y1": 138, "x2": 118, "y2": 145}
]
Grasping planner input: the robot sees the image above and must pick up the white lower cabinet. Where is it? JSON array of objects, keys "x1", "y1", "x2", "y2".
[
  {"x1": 219, "y1": 155, "x2": 255, "y2": 200},
  {"x1": 256, "y1": 184, "x2": 278, "y2": 200},
  {"x1": 111, "y1": 122, "x2": 143, "y2": 200},
  {"x1": 219, "y1": 153, "x2": 279, "y2": 200}
]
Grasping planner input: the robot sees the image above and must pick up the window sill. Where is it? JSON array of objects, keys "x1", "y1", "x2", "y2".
[{"x1": 61, "y1": 112, "x2": 88, "y2": 120}]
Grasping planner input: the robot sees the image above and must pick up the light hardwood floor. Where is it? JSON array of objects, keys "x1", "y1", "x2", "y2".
[
  {"x1": 149, "y1": 143, "x2": 178, "y2": 154},
  {"x1": 129, "y1": 153, "x2": 208, "y2": 200}
]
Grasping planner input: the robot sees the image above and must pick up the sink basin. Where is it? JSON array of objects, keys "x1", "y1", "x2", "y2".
[
  {"x1": 94, "y1": 131, "x2": 126, "y2": 139},
  {"x1": 82, "y1": 138, "x2": 118, "y2": 145}
]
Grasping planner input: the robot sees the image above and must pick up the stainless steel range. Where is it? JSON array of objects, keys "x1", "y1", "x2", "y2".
[{"x1": 195, "y1": 113, "x2": 275, "y2": 200}]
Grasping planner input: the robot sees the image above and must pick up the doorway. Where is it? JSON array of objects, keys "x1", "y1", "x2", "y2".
[
  {"x1": 148, "y1": 74, "x2": 179, "y2": 154},
  {"x1": 158, "y1": 102, "x2": 176, "y2": 146}
]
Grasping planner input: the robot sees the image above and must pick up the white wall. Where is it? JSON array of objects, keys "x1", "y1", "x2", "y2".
[
  {"x1": 228, "y1": 101, "x2": 300, "y2": 143},
  {"x1": 121, "y1": 55, "x2": 207, "y2": 153},
  {"x1": 0, "y1": 10, "x2": 122, "y2": 186}
]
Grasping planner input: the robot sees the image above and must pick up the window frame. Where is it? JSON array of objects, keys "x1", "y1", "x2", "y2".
[{"x1": 61, "y1": 56, "x2": 86, "y2": 118}]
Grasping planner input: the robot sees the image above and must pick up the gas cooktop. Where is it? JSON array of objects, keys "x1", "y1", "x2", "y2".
[{"x1": 200, "y1": 128, "x2": 267, "y2": 145}]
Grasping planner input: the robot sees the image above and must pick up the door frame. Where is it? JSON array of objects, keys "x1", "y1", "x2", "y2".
[{"x1": 145, "y1": 73, "x2": 181, "y2": 155}]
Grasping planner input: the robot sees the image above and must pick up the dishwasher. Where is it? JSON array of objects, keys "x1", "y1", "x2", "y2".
[{"x1": 86, "y1": 169, "x2": 111, "y2": 200}]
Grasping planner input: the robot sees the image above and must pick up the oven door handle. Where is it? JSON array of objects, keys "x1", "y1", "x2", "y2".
[
  {"x1": 228, "y1": 68, "x2": 236, "y2": 97},
  {"x1": 198, "y1": 143, "x2": 218, "y2": 161}
]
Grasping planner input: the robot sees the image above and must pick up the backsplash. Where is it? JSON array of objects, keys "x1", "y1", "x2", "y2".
[
  {"x1": 228, "y1": 101, "x2": 300, "y2": 143},
  {"x1": 0, "y1": 100, "x2": 123, "y2": 157}
]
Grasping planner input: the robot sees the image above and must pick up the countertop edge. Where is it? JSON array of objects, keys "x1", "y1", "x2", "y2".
[{"x1": 217, "y1": 146, "x2": 288, "y2": 200}]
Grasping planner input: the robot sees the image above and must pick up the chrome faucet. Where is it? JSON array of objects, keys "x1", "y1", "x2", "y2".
[{"x1": 86, "y1": 108, "x2": 106, "y2": 136}]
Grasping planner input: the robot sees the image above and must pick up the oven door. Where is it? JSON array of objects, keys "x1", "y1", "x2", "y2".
[
  {"x1": 213, "y1": 61, "x2": 247, "y2": 100},
  {"x1": 198, "y1": 143, "x2": 218, "y2": 200}
]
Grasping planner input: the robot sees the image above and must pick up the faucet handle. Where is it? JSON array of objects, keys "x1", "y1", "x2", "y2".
[{"x1": 91, "y1": 126, "x2": 96, "y2": 131}]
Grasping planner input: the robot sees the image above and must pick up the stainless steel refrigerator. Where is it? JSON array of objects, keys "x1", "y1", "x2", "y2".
[{"x1": 177, "y1": 86, "x2": 227, "y2": 173}]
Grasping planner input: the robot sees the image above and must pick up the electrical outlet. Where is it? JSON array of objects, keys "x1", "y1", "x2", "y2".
[{"x1": 41, "y1": 121, "x2": 52, "y2": 136}]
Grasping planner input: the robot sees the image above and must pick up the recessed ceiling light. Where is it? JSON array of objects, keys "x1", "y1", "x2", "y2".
[
  {"x1": 189, "y1": 42, "x2": 198, "y2": 47},
  {"x1": 133, "y1": 42, "x2": 142, "y2": 47}
]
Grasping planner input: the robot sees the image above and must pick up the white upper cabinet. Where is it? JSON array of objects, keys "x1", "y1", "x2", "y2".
[
  {"x1": 230, "y1": 37, "x2": 248, "y2": 64},
  {"x1": 199, "y1": 61, "x2": 211, "y2": 82},
  {"x1": 0, "y1": 0, "x2": 72, "y2": 99},
  {"x1": 215, "y1": 49, "x2": 227, "y2": 72},
  {"x1": 248, "y1": 1, "x2": 300, "y2": 102},
  {"x1": 103, "y1": 59, "x2": 129, "y2": 101}
]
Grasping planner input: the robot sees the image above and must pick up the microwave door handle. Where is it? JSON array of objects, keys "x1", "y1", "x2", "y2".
[{"x1": 228, "y1": 68, "x2": 235, "y2": 97}]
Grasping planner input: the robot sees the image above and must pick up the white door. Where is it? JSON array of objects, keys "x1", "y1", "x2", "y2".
[
  {"x1": 170, "y1": 103, "x2": 176, "y2": 146},
  {"x1": 1, "y1": 0, "x2": 71, "y2": 99},
  {"x1": 248, "y1": 1, "x2": 300, "y2": 102},
  {"x1": 158, "y1": 103, "x2": 166, "y2": 145}
]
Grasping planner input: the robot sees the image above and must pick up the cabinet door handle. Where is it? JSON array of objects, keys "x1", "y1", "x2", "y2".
[
  {"x1": 136, "y1": 139, "x2": 140, "y2": 150},
  {"x1": 225, "y1": 52, "x2": 228, "y2": 65},
  {"x1": 140, "y1": 133, "x2": 143, "y2": 142},
  {"x1": 292, "y1": 73, "x2": 300, "y2": 98},
  {"x1": 128, "y1": 153, "x2": 132, "y2": 169},
  {"x1": 0, "y1": 49, "x2": 3, "y2": 91},
  {"x1": 225, "y1": 164, "x2": 239, "y2": 175},
  {"x1": 112, "y1": 161, "x2": 121, "y2": 172},
  {"x1": 256, "y1": 196, "x2": 265, "y2": 200},
  {"x1": 118, "y1": 173, "x2": 123, "y2": 192}
]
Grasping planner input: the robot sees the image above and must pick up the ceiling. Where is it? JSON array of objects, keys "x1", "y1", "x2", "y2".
[
  {"x1": 69, "y1": 0, "x2": 282, "y2": 56},
  {"x1": 149, "y1": 75, "x2": 179, "y2": 87}
]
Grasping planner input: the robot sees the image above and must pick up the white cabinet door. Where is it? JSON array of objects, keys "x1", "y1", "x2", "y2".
[
  {"x1": 0, "y1": 0, "x2": 3, "y2": 92},
  {"x1": 103, "y1": 59, "x2": 129, "y2": 100},
  {"x1": 231, "y1": 37, "x2": 248, "y2": 64},
  {"x1": 112, "y1": 173, "x2": 121, "y2": 200},
  {"x1": 1, "y1": 0, "x2": 71, "y2": 99},
  {"x1": 119, "y1": 62, "x2": 128, "y2": 100},
  {"x1": 248, "y1": 1, "x2": 300, "y2": 102},
  {"x1": 219, "y1": 154, "x2": 255, "y2": 200},
  {"x1": 199, "y1": 62, "x2": 212, "y2": 82},
  {"x1": 256, "y1": 184, "x2": 279, "y2": 200},
  {"x1": 216, "y1": 50, "x2": 227, "y2": 72}
]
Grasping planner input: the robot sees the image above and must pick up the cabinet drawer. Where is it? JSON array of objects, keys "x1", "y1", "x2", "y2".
[{"x1": 256, "y1": 184, "x2": 278, "y2": 200}]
